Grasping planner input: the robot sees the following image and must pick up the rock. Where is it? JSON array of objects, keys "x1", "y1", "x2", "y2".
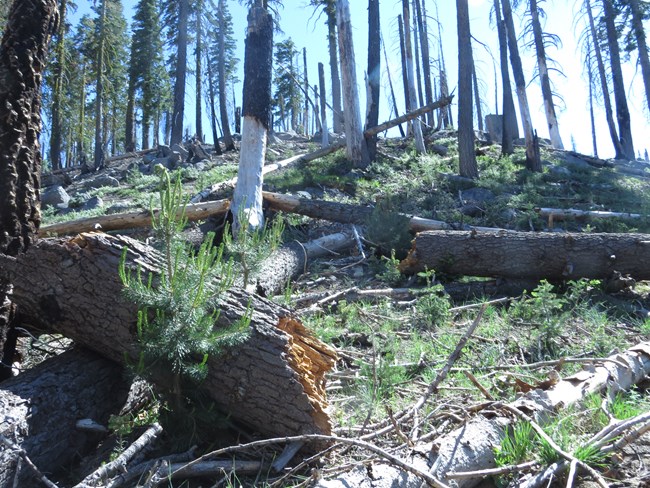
[
  {"x1": 159, "y1": 145, "x2": 172, "y2": 157},
  {"x1": 460, "y1": 187, "x2": 495, "y2": 204},
  {"x1": 81, "y1": 196, "x2": 104, "y2": 211},
  {"x1": 194, "y1": 162, "x2": 207, "y2": 172},
  {"x1": 83, "y1": 175, "x2": 120, "y2": 190},
  {"x1": 171, "y1": 143, "x2": 188, "y2": 160},
  {"x1": 314, "y1": 457, "x2": 428, "y2": 488},
  {"x1": 41, "y1": 185, "x2": 70, "y2": 209},
  {"x1": 42, "y1": 172, "x2": 72, "y2": 188},
  {"x1": 430, "y1": 144, "x2": 448, "y2": 156},
  {"x1": 142, "y1": 152, "x2": 156, "y2": 164},
  {"x1": 548, "y1": 164, "x2": 572, "y2": 177}
]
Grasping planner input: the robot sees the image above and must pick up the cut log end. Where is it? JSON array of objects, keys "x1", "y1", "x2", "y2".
[{"x1": 278, "y1": 317, "x2": 338, "y2": 434}]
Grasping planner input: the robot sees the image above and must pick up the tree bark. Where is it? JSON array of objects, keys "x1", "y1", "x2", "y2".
[
  {"x1": 529, "y1": 0, "x2": 563, "y2": 149},
  {"x1": 457, "y1": 0, "x2": 478, "y2": 179},
  {"x1": 303, "y1": 47, "x2": 309, "y2": 136},
  {"x1": 206, "y1": 52, "x2": 223, "y2": 155},
  {"x1": 501, "y1": 0, "x2": 539, "y2": 171},
  {"x1": 217, "y1": 0, "x2": 235, "y2": 151},
  {"x1": 494, "y1": 0, "x2": 518, "y2": 155},
  {"x1": 629, "y1": 0, "x2": 650, "y2": 117},
  {"x1": 231, "y1": 2, "x2": 273, "y2": 231},
  {"x1": 49, "y1": 0, "x2": 67, "y2": 171},
  {"x1": 365, "y1": 0, "x2": 381, "y2": 162},
  {"x1": 401, "y1": 0, "x2": 426, "y2": 153},
  {"x1": 603, "y1": 0, "x2": 635, "y2": 160},
  {"x1": 0, "y1": 233, "x2": 337, "y2": 438},
  {"x1": 337, "y1": 0, "x2": 370, "y2": 168},
  {"x1": 400, "y1": 230, "x2": 650, "y2": 280},
  {"x1": 318, "y1": 62, "x2": 330, "y2": 147},
  {"x1": 0, "y1": 348, "x2": 131, "y2": 486},
  {"x1": 414, "y1": 0, "x2": 434, "y2": 127},
  {"x1": 195, "y1": 0, "x2": 204, "y2": 142},
  {"x1": 170, "y1": 0, "x2": 189, "y2": 145},
  {"x1": 585, "y1": 0, "x2": 622, "y2": 159},
  {"x1": 325, "y1": 0, "x2": 343, "y2": 133},
  {"x1": 94, "y1": 0, "x2": 106, "y2": 169}
]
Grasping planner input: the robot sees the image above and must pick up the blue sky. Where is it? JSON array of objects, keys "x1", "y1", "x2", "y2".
[{"x1": 71, "y1": 0, "x2": 649, "y2": 159}]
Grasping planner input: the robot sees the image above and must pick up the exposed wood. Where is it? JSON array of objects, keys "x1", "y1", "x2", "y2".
[
  {"x1": 0, "y1": 233, "x2": 336, "y2": 438},
  {"x1": 0, "y1": 348, "x2": 131, "y2": 486},
  {"x1": 252, "y1": 231, "x2": 353, "y2": 297},
  {"x1": 428, "y1": 342, "x2": 650, "y2": 487},
  {"x1": 400, "y1": 230, "x2": 650, "y2": 280},
  {"x1": 537, "y1": 207, "x2": 642, "y2": 221},
  {"x1": 40, "y1": 199, "x2": 231, "y2": 236}
]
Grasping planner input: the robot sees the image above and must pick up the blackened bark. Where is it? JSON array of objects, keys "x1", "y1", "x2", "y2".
[
  {"x1": 318, "y1": 62, "x2": 330, "y2": 147},
  {"x1": 94, "y1": 0, "x2": 106, "y2": 169},
  {"x1": 365, "y1": 0, "x2": 380, "y2": 161},
  {"x1": 398, "y1": 15, "x2": 411, "y2": 133},
  {"x1": 402, "y1": 0, "x2": 426, "y2": 153},
  {"x1": 171, "y1": 0, "x2": 189, "y2": 145},
  {"x1": 457, "y1": 0, "x2": 478, "y2": 179},
  {"x1": 49, "y1": 0, "x2": 67, "y2": 171},
  {"x1": 382, "y1": 33, "x2": 406, "y2": 137},
  {"x1": 414, "y1": 0, "x2": 433, "y2": 126},
  {"x1": 603, "y1": 0, "x2": 635, "y2": 160},
  {"x1": 125, "y1": 75, "x2": 136, "y2": 153}
]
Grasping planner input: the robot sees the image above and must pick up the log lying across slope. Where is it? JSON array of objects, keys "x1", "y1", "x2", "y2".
[
  {"x1": 400, "y1": 230, "x2": 650, "y2": 280},
  {"x1": 0, "y1": 233, "x2": 337, "y2": 437}
]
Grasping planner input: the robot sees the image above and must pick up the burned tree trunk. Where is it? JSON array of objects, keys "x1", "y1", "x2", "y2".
[
  {"x1": 318, "y1": 62, "x2": 329, "y2": 147},
  {"x1": 0, "y1": 349, "x2": 131, "y2": 486},
  {"x1": 0, "y1": 233, "x2": 336, "y2": 437},
  {"x1": 365, "y1": 0, "x2": 380, "y2": 161},
  {"x1": 231, "y1": 1, "x2": 273, "y2": 231},
  {"x1": 400, "y1": 230, "x2": 650, "y2": 281}
]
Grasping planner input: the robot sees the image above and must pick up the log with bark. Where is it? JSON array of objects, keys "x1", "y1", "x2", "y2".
[
  {"x1": 537, "y1": 207, "x2": 642, "y2": 221},
  {"x1": 0, "y1": 348, "x2": 131, "y2": 486},
  {"x1": 400, "y1": 230, "x2": 650, "y2": 280},
  {"x1": 0, "y1": 233, "x2": 337, "y2": 438}
]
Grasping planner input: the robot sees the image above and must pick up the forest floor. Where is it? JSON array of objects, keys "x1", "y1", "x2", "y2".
[{"x1": 37, "y1": 131, "x2": 650, "y2": 487}]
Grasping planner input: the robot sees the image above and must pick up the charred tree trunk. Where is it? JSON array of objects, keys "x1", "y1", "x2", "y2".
[
  {"x1": 337, "y1": 0, "x2": 370, "y2": 167},
  {"x1": 0, "y1": 349, "x2": 131, "y2": 486},
  {"x1": 398, "y1": 15, "x2": 411, "y2": 134},
  {"x1": 494, "y1": 0, "x2": 518, "y2": 155},
  {"x1": 207, "y1": 53, "x2": 223, "y2": 155},
  {"x1": 365, "y1": 0, "x2": 380, "y2": 161},
  {"x1": 125, "y1": 75, "x2": 137, "y2": 153},
  {"x1": 457, "y1": 0, "x2": 478, "y2": 179},
  {"x1": 402, "y1": 0, "x2": 426, "y2": 153},
  {"x1": 400, "y1": 230, "x2": 650, "y2": 281},
  {"x1": 49, "y1": 0, "x2": 67, "y2": 171},
  {"x1": 414, "y1": 0, "x2": 433, "y2": 126},
  {"x1": 303, "y1": 47, "x2": 309, "y2": 136},
  {"x1": 171, "y1": 0, "x2": 189, "y2": 145},
  {"x1": 0, "y1": 233, "x2": 337, "y2": 438},
  {"x1": 93, "y1": 0, "x2": 107, "y2": 169},
  {"x1": 231, "y1": 1, "x2": 273, "y2": 232},
  {"x1": 471, "y1": 52, "x2": 483, "y2": 132},
  {"x1": 318, "y1": 62, "x2": 330, "y2": 147},
  {"x1": 195, "y1": 1, "x2": 204, "y2": 143}
]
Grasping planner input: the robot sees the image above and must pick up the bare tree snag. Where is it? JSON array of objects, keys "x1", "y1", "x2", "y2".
[
  {"x1": 252, "y1": 231, "x2": 353, "y2": 297},
  {"x1": 337, "y1": 0, "x2": 370, "y2": 168},
  {"x1": 231, "y1": 2, "x2": 273, "y2": 231},
  {"x1": 402, "y1": 0, "x2": 426, "y2": 154},
  {"x1": 318, "y1": 62, "x2": 330, "y2": 147},
  {"x1": 40, "y1": 199, "x2": 230, "y2": 236},
  {"x1": 365, "y1": 0, "x2": 380, "y2": 161},
  {"x1": 429, "y1": 342, "x2": 650, "y2": 487},
  {"x1": 0, "y1": 348, "x2": 131, "y2": 486},
  {"x1": 400, "y1": 230, "x2": 650, "y2": 281},
  {"x1": 0, "y1": 233, "x2": 336, "y2": 437}
]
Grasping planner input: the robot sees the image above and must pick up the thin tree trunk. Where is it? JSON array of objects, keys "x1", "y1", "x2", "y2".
[
  {"x1": 414, "y1": 0, "x2": 433, "y2": 126},
  {"x1": 318, "y1": 62, "x2": 329, "y2": 147},
  {"x1": 603, "y1": 0, "x2": 635, "y2": 160},
  {"x1": 125, "y1": 77, "x2": 136, "y2": 152},
  {"x1": 412, "y1": 0, "x2": 425, "y2": 115},
  {"x1": 49, "y1": 0, "x2": 67, "y2": 171},
  {"x1": 171, "y1": 0, "x2": 189, "y2": 145},
  {"x1": 457, "y1": 0, "x2": 478, "y2": 179},
  {"x1": 402, "y1": 0, "x2": 426, "y2": 153},
  {"x1": 471, "y1": 48, "x2": 484, "y2": 132},
  {"x1": 434, "y1": 3, "x2": 452, "y2": 127},
  {"x1": 501, "y1": 0, "x2": 540, "y2": 171},
  {"x1": 585, "y1": 0, "x2": 621, "y2": 159},
  {"x1": 207, "y1": 54, "x2": 222, "y2": 155},
  {"x1": 365, "y1": 0, "x2": 380, "y2": 161},
  {"x1": 303, "y1": 47, "x2": 309, "y2": 136},
  {"x1": 326, "y1": 0, "x2": 343, "y2": 133},
  {"x1": 398, "y1": 15, "x2": 411, "y2": 135},
  {"x1": 231, "y1": 1, "x2": 274, "y2": 232},
  {"x1": 195, "y1": 1, "x2": 203, "y2": 142},
  {"x1": 218, "y1": 0, "x2": 235, "y2": 150},
  {"x1": 629, "y1": 0, "x2": 650, "y2": 117},
  {"x1": 587, "y1": 40, "x2": 598, "y2": 158},
  {"x1": 530, "y1": 0, "x2": 563, "y2": 149},
  {"x1": 494, "y1": 0, "x2": 517, "y2": 155},
  {"x1": 382, "y1": 33, "x2": 406, "y2": 137},
  {"x1": 337, "y1": 0, "x2": 370, "y2": 167},
  {"x1": 94, "y1": 0, "x2": 106, "y2": 169},
  {"x1": 77, "y1": 63, "x2": 86, "y2": 163}
]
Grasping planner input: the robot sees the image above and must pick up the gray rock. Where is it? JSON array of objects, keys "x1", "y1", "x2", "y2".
[
  {"x1": 485, "y1": 114, "x2": 503, "y2": 143},
  {"x1": 159, "y1": 145, "x2": 172, "y2": 157},
  {"x1": 42, "y1": 185, "x2": 70, "y2": 209},
  {"x1": 84, "y1": 175, "x2": 120, "y2": 190},
  {"x1": 314, "y1": 457, "x2": 428, "y2": 488},
  {"x1": 194, "y1": 162, "x2": 207, "y2": 172},
  {"x1": 548, "y1": 164, "x2": 572, "y2": 177},
  {"x1": 81, "y1": 196, "x2": 104, "y2": 211},
  {"x1": 142, "y1": 152, "x2": 157, "y2": 164},
  {"x1": 171, "y1": 143, "x2": 188, "y2": 159}
]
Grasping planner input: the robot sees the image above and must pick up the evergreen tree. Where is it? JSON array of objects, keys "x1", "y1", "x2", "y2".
[{"x1": 273, "y1": 38, "x2": 303, "y2": 132}]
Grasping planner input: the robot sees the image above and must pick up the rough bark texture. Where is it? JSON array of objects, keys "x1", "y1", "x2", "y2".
[
  {"x1": 218, "y1": 0, "x2": 234, "y2": 151},
  {"x1": 402, "y1": 0, "x2": 426, "y2": 153},
  {"x1": 231, "y1": 3, "x2": 273, "y2": 231},
  {"x1": 456, "y1": 0, "x2": 478, "y2": 179},
  {"x1": 494, "y1": 0, "x2": 518, "y2": 155},
  {"x1": 365, "y1": 0, "x2": 380, "y2": 161},
  {"x1": 170, "y1": 0, "x2": 189, "y2": 145},
  {"x1": 0, "y1": 233, "x2": 336, "y2": 437},
  {"x1": 337, "y1": 0, "x2": 369, "y2": 167},
  {"x1": 0, "y1": 348, "x2": 131, "y2": 486},
  {"x1": 400, "y1": 230, "x2": 650, "y2": 280}
]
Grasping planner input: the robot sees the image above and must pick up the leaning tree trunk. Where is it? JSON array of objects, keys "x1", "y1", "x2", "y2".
[
  {"x1": 400, "y1": 230, "x2": 650, "y2": 281},
  {"x1": 0, "y1": 0, "x2": 58, "y2": 377},
  {"x1": 337, "y1": 0, "x2": 370, "y2": 167},
  {"x1": 231, "y1": 1, "x2": 273, "y2": 232},
  {"x1": 0, "y1": 233, "x2": 337, "y2": 438},
  {"x1": 402, "y1": 0, "x2": 426, "y2": 153},
  {"x1": 530, "y1": 0, "x2": 563, "y2": 149},
  {"x1": 365, "y1": 0, "x2": 380, "y2": 161},
  {"x1": 170, "y1": 0, "x2": 189, "y2": 145},
  {"x1": 602, "y1": 0, "x2": 635, "y2": 161},
  {"x1": 457, "y1": 0, "x2": 478, "y2": 179},
  {"x1": 494, "y1": 0, "x2": 518, "y2": 155},
  {"x1": 629, "y1": 0, "x2": 650, "y2": 117},
  {"x1": 501, "y1": 0, "x2": 539, "y2": 171},
  {"x1": 0, "y1": 348, "x2": 131, "y2": 486}
]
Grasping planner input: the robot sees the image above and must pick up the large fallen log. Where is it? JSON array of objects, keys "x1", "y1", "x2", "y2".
[
  {"x1": 537, "y1": 207, "x2": 642, "y2": 220},
  {"x1": 252, "y1": 231, "x2": 354, "y2": 297},
  {"x1": 400, "y1": 230, "x2": 650, "y2": 280},
  {"x1": 40, "y1": 198, "x2": 230, "y2": 236},
  {"x1": 0, "y1": 348, "x2": 131, "y2": 486},
  {"x1": 0, "y1": 233, "x2": 337, "y2": 438}
]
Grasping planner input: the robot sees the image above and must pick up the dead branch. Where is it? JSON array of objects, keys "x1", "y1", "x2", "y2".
[{"x1": 0, "y1": 436, "x2": 59, "y2": 488}]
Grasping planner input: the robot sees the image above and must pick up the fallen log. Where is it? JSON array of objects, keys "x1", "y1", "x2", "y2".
[
  {"x1": 428, "y1": 342, "x2": 650, "y2": 487},
  {"x1": 537, "y1": 207, "x2": 642, "y2": 220},
  {"x1": 40, "y1": 198, "x2": 230, "y2": 236},
  {"x1": 0, "y1": 233, "x2": 337, "y2": 438},
  {"x1": 252, "y1": 231, "x2": 354, "y2": 297},
  {"x1": 0, "y1": 348, "x2": 131, "y2": 486},
  {"x1": 400, "y1": 230, "x2": 650, "y2": 280}
]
